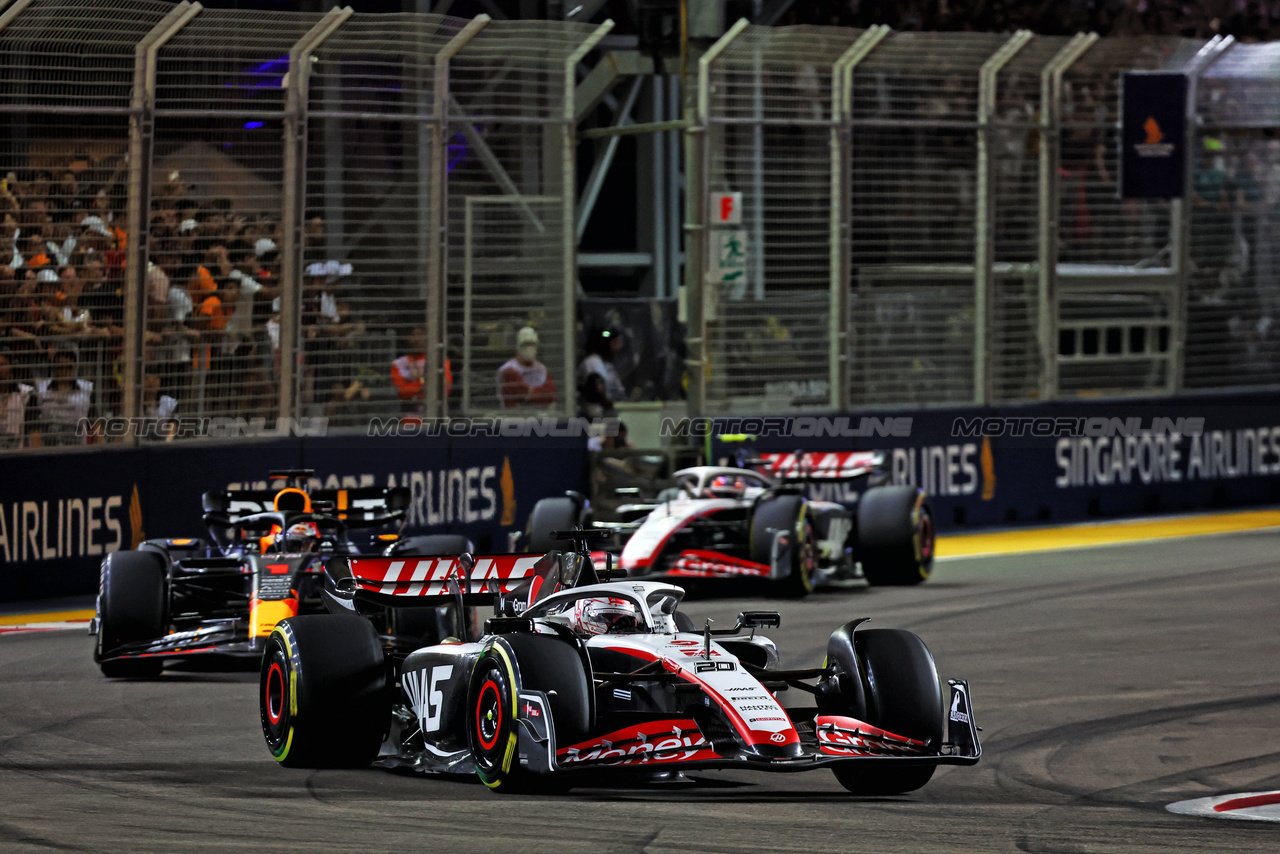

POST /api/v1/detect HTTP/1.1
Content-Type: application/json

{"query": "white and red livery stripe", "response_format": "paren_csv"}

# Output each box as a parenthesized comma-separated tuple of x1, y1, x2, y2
(756, 451, 879, 480)
(668, 549, 771, 578)
(349, 554, 544, 597)
(1168, 791, 1280, 822)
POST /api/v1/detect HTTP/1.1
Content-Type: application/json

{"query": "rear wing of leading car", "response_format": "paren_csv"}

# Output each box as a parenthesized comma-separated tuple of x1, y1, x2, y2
(326, 552, 559, 608)
(749, 451, 884, 482)
(202, 486, 410, 528)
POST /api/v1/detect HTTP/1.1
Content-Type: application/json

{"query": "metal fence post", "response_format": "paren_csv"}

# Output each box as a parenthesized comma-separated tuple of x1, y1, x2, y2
(687, 17, 748, 419)
(565, 20, 615, 419)
(1036, 32, 1097, 401)
(831, 24, 890, 412)
(279, 6, 353, 422)
(124, 1, 202, 432)
(0, 0, 34, 30)
(429, 15, 489, 420)
(1173, 35, 1234, 394)
(974, 30, 1033, 406)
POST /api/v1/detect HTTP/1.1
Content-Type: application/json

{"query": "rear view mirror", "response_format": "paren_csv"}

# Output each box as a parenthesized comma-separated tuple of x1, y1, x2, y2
(738, 611, 781, 629)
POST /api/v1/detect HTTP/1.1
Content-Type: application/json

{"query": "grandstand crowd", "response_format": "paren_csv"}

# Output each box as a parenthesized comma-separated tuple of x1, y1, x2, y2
(0, 160, 626, 448)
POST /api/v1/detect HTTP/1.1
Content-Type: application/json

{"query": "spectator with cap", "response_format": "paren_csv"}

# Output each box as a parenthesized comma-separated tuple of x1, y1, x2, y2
(497, 325, 557, 409)
(577, 327, 627, 408)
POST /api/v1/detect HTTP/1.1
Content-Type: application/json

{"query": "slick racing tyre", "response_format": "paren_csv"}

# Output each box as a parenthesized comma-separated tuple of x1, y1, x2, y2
(525, 497, 582, 554)
(468, 635, 590, 793)
(261, 615, 390, 768)
(831, 628, 944, 796)
(468, 642, 525, 791)
(95, 550, 168, 678)
(857, 486, 934, 586)
(750, 494, 816, 598)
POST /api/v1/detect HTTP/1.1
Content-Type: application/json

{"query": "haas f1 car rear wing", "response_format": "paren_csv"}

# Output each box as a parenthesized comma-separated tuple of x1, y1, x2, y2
(750, 450, 887, 482)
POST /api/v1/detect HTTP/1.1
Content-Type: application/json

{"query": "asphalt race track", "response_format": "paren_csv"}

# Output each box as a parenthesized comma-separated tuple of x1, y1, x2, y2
(3, 530, 1279, 853)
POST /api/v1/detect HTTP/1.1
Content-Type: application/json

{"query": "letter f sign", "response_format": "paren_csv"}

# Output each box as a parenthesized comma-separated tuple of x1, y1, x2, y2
(715, 192, 742, 225)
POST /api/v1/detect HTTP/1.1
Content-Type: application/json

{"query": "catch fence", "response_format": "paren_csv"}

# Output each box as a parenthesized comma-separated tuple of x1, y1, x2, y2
(689, 24, 1280, 414)
(0, 0, 602, 450)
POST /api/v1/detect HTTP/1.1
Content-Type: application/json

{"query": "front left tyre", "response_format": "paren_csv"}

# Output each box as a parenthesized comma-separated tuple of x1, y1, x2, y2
(95, 550, 169, 678)
(261, 615, 390, 768)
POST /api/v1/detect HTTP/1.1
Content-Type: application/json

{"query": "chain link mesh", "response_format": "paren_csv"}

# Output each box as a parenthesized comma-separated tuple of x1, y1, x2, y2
(446, 20, 589, 417)
(846, 31, 1008, 407)
(703, 25, 861, 413)
(0, 0, 168, 447)
(3, 3, 1280, 452)
(1185, 41, 1280, 391)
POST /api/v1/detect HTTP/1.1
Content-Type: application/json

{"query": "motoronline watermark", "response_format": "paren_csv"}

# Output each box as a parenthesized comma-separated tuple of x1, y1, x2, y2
(366, 416, 623, 439)
(78, 416, 329, 440)
(952, 416, 1205, 439)
(659, 416, 913, 439)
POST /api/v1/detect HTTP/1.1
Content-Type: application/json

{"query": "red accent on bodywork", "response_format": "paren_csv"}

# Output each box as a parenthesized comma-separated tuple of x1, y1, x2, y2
(556, 718, 719, 766)
(813, 714, 931, 756)
(755, 451, 880, 480)
(266, 563, 289, 575)
(600, 644, 799, 749)
(668, 549, 771, 578)
(621, 505, 736, 571)
(1214, 792, 1280, 812)
(347, 554, 542, 597)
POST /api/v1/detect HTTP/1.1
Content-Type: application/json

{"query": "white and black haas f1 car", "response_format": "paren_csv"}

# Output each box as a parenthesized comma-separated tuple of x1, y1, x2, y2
(260, 532, 979, 795)
(536, 452, 933, 596)
(91, 469, 466, 678)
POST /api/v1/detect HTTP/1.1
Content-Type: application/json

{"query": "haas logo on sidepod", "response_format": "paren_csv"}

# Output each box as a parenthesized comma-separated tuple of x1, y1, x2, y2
(403, 665, 454, 733)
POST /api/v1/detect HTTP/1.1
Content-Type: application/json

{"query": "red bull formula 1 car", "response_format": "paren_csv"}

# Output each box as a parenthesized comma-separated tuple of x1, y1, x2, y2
(259, 532, 980, 794)
(91, 469, 469, 677)
(530, 449, 934, 596)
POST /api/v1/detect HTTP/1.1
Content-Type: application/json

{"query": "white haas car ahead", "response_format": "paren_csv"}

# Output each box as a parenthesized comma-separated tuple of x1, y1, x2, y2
(260, 533, 980, 794)
(530, 451, 934, 596)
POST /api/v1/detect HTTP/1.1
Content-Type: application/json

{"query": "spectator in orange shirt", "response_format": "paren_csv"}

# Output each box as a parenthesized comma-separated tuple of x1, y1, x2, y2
(497, 326, 556, 408)
(392, 326, 452, 409)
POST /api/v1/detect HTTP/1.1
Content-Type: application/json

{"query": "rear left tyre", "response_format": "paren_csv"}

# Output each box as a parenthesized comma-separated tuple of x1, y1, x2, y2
(857, 486, 934, 586)
(260, 615, 390, 768)
(750, 494, 815, 597)
(95, 551, 169, 678)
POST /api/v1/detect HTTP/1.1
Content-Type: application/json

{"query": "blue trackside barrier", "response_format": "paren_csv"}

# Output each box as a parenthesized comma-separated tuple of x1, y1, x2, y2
(0, 432, 589, 603)
(706, 391, 1280, 532)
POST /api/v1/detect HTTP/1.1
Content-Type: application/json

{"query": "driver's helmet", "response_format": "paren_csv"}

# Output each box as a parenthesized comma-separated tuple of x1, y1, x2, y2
(275, 520, 320, 553)
(706, 474, 747, 498)
(568, 596, 640, 636)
